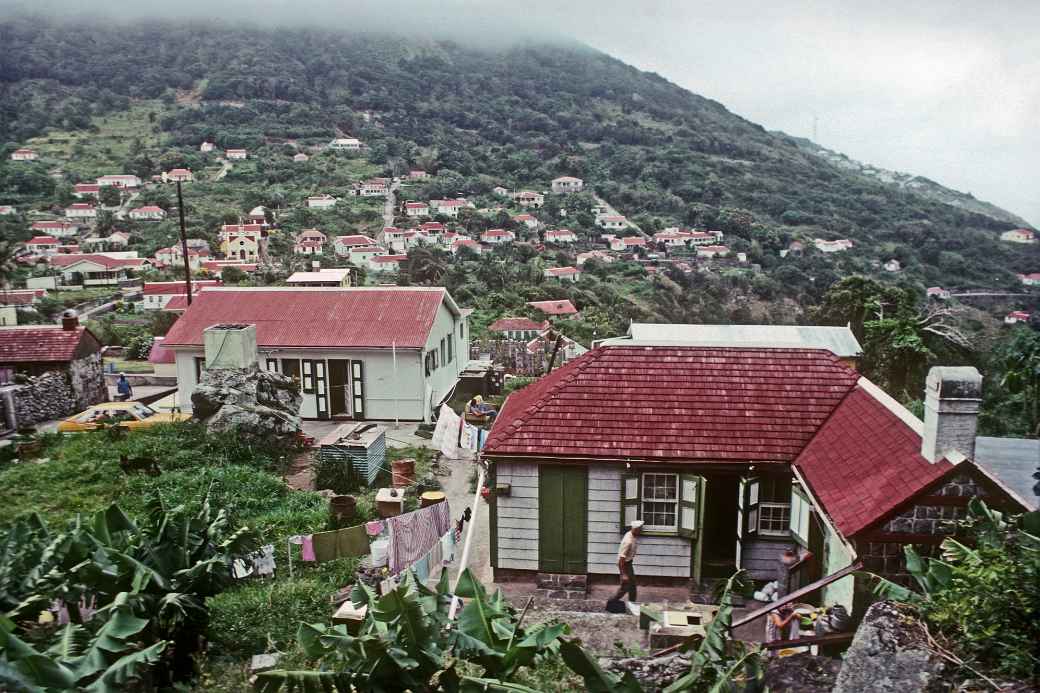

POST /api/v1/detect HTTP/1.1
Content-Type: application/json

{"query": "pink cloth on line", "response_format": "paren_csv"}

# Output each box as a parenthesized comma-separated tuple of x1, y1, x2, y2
(301, 535, 316, 562)
(387, 501, 451, 574)
(366, 520, 385, 537)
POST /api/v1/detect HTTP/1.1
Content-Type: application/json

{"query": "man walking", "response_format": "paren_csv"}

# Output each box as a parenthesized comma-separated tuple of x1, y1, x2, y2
(609, 520, 643, 608)
(115, 373, 133, 402)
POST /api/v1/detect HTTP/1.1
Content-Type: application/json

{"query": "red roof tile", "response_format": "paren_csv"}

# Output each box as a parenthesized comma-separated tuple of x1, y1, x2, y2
(794, 386, 952, 537)
(163, 288, 454, 349)
(0, 326, 97, 363)
(489, 317, 548, 332)
(484, 346, 860, 462)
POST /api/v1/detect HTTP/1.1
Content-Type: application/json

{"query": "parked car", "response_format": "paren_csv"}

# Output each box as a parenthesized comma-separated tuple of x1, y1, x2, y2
(57, 402, 189, 432)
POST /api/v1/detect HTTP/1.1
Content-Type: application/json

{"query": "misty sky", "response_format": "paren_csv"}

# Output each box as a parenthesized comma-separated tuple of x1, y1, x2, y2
(553, 1, 1039, 227)
(9, 0, 1039, 226)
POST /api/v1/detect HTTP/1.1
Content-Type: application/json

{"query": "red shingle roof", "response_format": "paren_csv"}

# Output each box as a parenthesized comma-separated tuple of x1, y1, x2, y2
(484, 346, 860, 462)
(163, 288, 453, 349)
(0, 326, 97, 363)
(489, 317, 548, 332)
(794, 385, 952, 537)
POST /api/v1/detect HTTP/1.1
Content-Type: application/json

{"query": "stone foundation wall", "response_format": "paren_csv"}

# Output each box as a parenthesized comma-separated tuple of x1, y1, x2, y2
(13, 370, 76, 426)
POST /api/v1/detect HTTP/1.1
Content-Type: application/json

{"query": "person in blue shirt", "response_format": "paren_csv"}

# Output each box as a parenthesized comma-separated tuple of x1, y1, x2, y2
(116, 373, 133, 401)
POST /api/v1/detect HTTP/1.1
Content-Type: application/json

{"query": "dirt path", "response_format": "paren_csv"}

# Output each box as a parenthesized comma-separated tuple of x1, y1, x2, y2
(441, 450, 493, 586)
(284, 449, 316, 491)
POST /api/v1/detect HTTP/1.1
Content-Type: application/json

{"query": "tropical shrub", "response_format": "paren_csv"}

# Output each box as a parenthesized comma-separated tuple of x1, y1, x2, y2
(867, 499, 1040, 679)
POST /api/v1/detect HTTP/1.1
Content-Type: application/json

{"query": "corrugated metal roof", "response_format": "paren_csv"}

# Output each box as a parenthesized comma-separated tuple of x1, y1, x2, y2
(974, 436, 1040, 510)
(608, 323, 863, 358)
(163, 287, 454, 349)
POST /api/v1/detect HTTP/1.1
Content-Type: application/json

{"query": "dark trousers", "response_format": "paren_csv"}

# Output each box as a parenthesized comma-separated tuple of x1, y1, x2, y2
(612, 560, 637, 602)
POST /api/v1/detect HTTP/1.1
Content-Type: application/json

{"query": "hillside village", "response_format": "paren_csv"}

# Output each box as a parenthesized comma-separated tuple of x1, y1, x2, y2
(0, 17, 1038, 693)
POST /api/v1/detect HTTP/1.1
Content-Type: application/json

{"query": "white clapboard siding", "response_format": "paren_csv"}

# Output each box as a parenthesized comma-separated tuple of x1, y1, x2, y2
(586, 464, 691, 577)
(496, 462, 539, 569)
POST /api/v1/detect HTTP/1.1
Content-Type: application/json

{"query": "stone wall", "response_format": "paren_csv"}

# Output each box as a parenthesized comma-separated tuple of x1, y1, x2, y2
(857, 473, 983, 586)
(69, 353, 107, 411)
(13, 370, 76, 426)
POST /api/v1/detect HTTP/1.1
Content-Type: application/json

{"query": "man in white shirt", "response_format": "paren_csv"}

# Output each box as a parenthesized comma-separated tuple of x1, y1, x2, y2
(611, 520, 643, 603)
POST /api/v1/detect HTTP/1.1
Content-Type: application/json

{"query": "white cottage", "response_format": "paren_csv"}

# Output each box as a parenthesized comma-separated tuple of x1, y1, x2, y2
(162, 287, 470, 421)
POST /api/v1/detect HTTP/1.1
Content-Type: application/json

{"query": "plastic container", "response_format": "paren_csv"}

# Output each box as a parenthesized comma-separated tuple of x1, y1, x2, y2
(370, 537, 389, 567)
(420, 491, 446, 508)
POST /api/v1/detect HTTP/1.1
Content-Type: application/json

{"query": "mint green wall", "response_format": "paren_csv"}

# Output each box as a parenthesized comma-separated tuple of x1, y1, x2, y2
(820, 525, 855, 611)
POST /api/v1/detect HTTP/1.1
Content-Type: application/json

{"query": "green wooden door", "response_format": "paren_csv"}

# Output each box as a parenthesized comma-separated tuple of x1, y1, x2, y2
(538, 466, 587, 573)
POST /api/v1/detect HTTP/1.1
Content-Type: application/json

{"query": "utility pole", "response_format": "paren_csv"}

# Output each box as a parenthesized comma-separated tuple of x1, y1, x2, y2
(813, 114, 819, 143)
(176, 180, 193, 305)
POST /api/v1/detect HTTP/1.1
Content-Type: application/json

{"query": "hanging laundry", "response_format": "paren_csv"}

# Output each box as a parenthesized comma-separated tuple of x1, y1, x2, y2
(459, 424, 479, 451)
(432, 404, 463, 459)
(253, 544, 276, 576)
(412, 554, 430, 582)
(365, 520, 385, 537)
(440, 530, 456, 566)
(428, 534, 443, 572)
(301, 535, 316, 562)
(387, 503, 449, 574)
(231, 557, 253, 579)
(312, 525, 370, 562)
(288, 535, 305, 545)
(477, 428, 488, 450)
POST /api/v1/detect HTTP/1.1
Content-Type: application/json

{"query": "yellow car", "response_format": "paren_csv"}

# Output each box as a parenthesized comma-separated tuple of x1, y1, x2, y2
(57, 402, 190, 433)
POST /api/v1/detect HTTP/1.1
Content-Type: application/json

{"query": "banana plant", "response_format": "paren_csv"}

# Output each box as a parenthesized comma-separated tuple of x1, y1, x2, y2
(255, 568, 571, 692)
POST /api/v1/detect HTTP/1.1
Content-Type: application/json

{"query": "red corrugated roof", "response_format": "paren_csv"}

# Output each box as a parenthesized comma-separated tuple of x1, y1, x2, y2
(163, 288, 451, 349)
(148, 338, 176, 364)
(484, 346, 860, 462)
(28, 236, 58, 244)
(0, 326, 95, 363)
(143, 281, 219, 295)
(489, 317, 548, 332)
(49, 254, 145, 269)
(795, 386, 953, 537)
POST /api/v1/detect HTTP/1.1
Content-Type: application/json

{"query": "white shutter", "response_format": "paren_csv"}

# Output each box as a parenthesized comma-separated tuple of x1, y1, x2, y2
(678, 474, 703, 538)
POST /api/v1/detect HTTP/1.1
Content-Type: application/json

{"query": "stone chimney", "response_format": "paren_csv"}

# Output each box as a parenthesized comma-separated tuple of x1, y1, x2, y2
(921, 366, 982, 463)
(61, 309, 79, 331)
(203, 323, 258, 370)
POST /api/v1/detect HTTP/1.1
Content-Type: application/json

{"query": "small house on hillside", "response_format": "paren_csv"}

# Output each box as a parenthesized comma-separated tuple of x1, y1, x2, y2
(142, 280, 220, 310)
(368, 254, 407, 273)
(328, 138, 362, 151)
(1018, 274, 1040, 287)
(162, 287, 469, 421)
(0, 315, 106, 415)
(551, 176, 583, 194)
(293, 152, 310, 162)
(73, 183, 100, 198)
(25, 236, 60, 254)
(514, 191, 544, 208)
(48, 254, 148, 286)
(404, 202, 429, 217)
(96, 174, 141, 189)
(513, 213, 538, 229)
(544, 229, 577, 244)
(226, 149, 248, 160)
(813, 238, 854, 253)
(1004, 311, 1031, 325)
(31, 221, 78, 237)
(481, 229, 515, 245)
(527, 299, 579, 319)
(162, 168, 194, 183)
(1000, 228, 1036, 244)
(65, 203, 97, 220)
(544, 266, 581, 283)
(307, 194, 337, 210)
(596, 215, 627, 230)
(286, 269, 352, 288)
(926, 286, 952, 299)
(488, 317, 549, 341)
(129, 205, 166, 221)
(334, 235, 378, 257)
(200, 142, 215, 153)
(11, 148, 37, 161)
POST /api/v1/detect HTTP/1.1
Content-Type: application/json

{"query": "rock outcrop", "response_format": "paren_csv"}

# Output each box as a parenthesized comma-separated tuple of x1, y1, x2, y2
(191, 365, 302, 443)
(833, 601, 945, 693)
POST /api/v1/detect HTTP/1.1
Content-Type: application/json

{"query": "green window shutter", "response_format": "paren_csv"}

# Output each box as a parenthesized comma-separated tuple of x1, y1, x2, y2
(678, 474, 703, 538)
(351, 360, 365, 420)
(621, 471, 640, 533)
(790, 485, 811, 544)
(744, 476, 760, 537)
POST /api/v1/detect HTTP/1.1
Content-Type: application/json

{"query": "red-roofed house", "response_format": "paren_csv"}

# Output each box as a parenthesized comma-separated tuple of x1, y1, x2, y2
(96, 174, 141, 189)
(0, 206, 14, 216)
(73, 183, 101, 198)
(544, 229, 577, 244)
(154, 244, 210, 271)
(200, 261, 258, 278)
(367, 254, 408, 273)
(1017, 273, 1040, 287)
(526, 299, 579, 319)
(429, 199, 470, 218)
(999, 228, 1036, 244)
(404, 201, 429, 218)
(226, 149, 248, 160)
(488, 317, 549, 340)
(513, 191, 544, 208)
(11, 148, 37, 161)
(25, 236, 60, 254)
(484, 345, 1028, 612)
(480, 229, 515, 245)
(512, 213, 538, 229)
(65, 203, 97, 220)
(129, 205, 167, 221)
(148, 337, 178, 377)
(162, 287, 469, 421)
(31, 220, 78, 238)
(357, 178, 390, 197)
(544, 266, 581, 282)
(48, 254, 149, 286)
(334, 235, 378, 256)
(1004, 311, 1031, 324)
(607, 236, 645, 251)
(142, 280, 220, 310)
(162, 168, 194, 183)
(696, 245, 730, 259)
(451, 238, 482, 256)
(0, 315, 106, 418)
(596, 214, 627, 230)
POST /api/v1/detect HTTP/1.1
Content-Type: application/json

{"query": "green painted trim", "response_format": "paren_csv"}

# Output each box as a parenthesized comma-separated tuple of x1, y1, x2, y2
(488, 462, 498, 569)
(692, 476, 706, 585)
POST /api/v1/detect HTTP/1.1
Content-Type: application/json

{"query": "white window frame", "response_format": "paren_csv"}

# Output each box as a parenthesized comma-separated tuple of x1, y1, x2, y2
(641, 472, 679, 532)
(758, 501, 791, 536)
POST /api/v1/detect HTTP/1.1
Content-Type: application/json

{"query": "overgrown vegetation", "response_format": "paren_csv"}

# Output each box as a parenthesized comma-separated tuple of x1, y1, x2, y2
(867, 499, 1040, 681)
